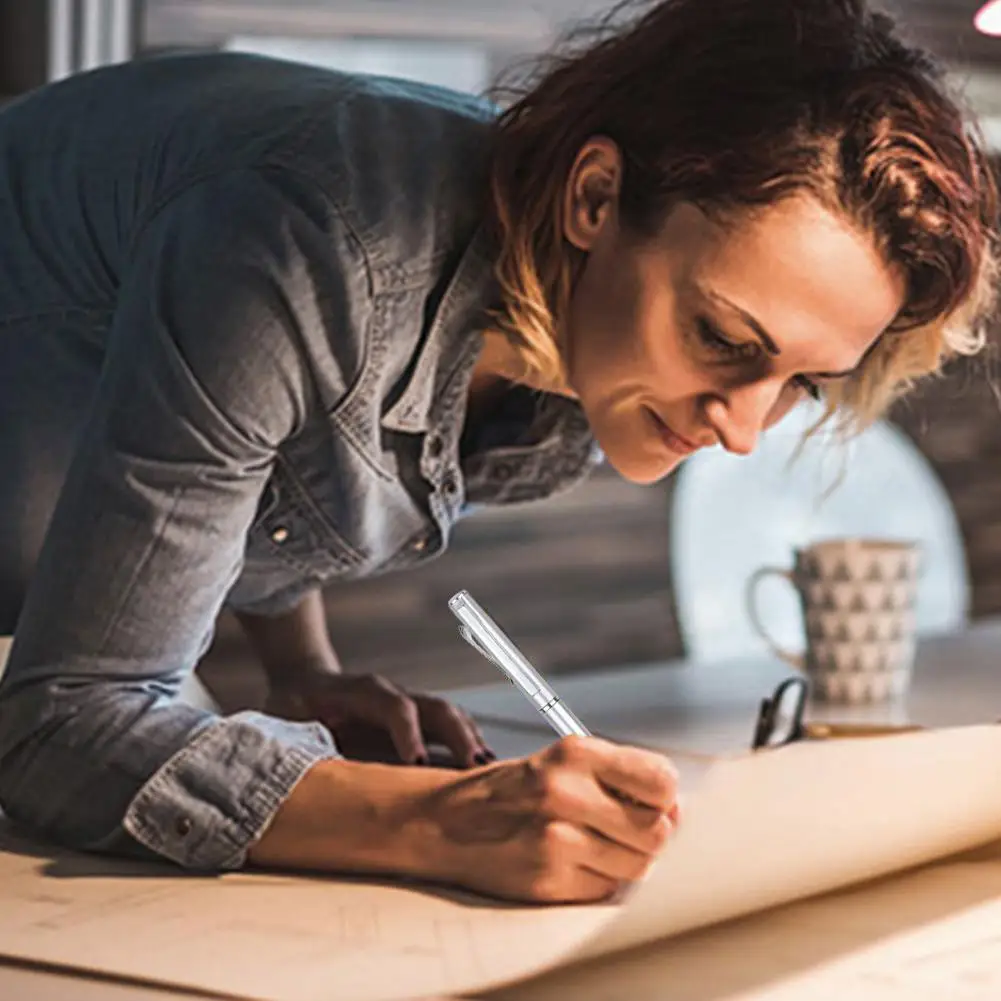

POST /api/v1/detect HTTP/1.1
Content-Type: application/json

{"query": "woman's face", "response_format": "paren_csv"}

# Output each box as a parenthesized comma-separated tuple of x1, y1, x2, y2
(562, 139, 906, 485)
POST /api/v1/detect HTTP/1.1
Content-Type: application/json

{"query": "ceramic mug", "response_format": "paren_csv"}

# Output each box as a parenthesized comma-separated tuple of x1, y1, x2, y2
(746, 538, 921, 703)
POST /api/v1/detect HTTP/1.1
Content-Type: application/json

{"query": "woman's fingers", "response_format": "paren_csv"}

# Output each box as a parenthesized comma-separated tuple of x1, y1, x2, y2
(346, 676, 428, 764)
(414, 696, 496, 767)
(525, 752, 673, 856)
(569, 736, 679, 813)
(413, 696, 480, 766)
(301, 673, 500, 767)
(416, 736, 683, 903)
(458, 706, 496, 762)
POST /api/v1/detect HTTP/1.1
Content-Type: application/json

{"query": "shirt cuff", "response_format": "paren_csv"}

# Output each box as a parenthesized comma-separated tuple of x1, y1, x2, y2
(122, 711, 339, 869)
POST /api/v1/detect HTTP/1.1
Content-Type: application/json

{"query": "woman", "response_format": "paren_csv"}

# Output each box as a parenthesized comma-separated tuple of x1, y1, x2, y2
(0, 0, 996, 904)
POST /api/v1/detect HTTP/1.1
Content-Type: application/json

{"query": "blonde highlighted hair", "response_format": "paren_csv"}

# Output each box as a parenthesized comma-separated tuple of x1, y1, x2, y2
(485, 0, 1000, 432)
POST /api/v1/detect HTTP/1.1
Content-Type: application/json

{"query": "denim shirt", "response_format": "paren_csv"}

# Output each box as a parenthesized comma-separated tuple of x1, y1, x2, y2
(0, 52, 599, 868)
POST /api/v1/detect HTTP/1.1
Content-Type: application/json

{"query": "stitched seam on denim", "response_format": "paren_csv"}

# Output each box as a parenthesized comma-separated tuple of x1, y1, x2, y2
(159, 160, 410, 488)
(260, 480, 357, 576)
(127, 164, 261, 257)
(93, 484, 183, 656)
(326, 409, 394, 483)
(125, 168, 333, 448)
(377, 529, 437, 573)
(261, 543, 310, 577)
(253, 160, 377, 414)
(126, 165, 443, 496)
(274, 453, 364, 565)
(335, 291, 386, 416)
(125, 722, 334, 867)
(128, 160, 374, 324)
(263, 151, 421, 284)
(217, 743, 337, 868)
(149, 299, 293, 448)
(239, 743, 321, 840)
(327, 296, 394, 483)
(252, 155, 404, 360)
(127, 163, 388, 478)
(282, 490, 358, 570)
(404, 229, 488, 433)
(249, 159, 419, 489)
(253, 158, 374, 288)
(0, 306, 114, 330)
(260, 109, 328, 165)
(248, 164, 370, 430)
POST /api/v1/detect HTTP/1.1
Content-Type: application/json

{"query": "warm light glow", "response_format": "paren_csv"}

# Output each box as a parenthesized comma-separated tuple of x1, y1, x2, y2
(975, 0, 1001, 36)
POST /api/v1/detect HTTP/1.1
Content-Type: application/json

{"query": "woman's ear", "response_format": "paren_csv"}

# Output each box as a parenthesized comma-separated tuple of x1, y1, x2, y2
(562, 136, 623, 252)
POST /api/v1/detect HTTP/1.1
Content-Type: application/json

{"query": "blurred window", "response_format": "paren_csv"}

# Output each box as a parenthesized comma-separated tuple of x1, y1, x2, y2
(223, 34, 490, 93)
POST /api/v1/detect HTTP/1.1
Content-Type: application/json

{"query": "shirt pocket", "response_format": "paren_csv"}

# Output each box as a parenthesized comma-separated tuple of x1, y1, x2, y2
(244, 465, 363, 578)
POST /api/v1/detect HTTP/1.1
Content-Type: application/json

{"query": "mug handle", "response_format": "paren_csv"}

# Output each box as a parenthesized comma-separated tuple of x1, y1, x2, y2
(745, 567, 806, 671)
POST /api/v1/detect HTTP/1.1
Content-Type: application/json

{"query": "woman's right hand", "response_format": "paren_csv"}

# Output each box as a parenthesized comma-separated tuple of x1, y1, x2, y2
(415, 735, 680, 903)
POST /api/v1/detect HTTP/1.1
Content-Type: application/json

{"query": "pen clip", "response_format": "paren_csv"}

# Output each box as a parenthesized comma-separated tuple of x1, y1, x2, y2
(458, 626, 505, 672)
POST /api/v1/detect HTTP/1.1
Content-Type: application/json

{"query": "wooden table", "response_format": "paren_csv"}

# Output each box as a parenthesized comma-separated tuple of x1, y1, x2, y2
(3, 620, 1001, 1000)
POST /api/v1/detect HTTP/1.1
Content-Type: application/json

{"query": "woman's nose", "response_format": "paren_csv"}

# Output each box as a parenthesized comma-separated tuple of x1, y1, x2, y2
(704, 382, 785, 456)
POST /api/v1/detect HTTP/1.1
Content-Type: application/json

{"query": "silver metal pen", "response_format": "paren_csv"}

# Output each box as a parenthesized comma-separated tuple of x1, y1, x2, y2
(449, 589, 590, 738)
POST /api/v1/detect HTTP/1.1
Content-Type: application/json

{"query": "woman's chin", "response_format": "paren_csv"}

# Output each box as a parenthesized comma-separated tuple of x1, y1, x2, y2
(601, 444, 687, 485)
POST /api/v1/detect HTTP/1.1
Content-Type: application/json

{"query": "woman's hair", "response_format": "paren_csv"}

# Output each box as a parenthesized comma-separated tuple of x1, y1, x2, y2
(485, 0, 1000, 432)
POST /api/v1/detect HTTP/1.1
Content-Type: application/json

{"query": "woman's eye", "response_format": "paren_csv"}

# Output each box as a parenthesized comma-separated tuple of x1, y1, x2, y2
(794, 375, 822, 401)
(695, 318, 757, 360)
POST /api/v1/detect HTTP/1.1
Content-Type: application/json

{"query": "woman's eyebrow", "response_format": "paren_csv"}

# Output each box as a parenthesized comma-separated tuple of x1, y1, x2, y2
(699, 286, 780, 356)
(698, 284, 860, 379)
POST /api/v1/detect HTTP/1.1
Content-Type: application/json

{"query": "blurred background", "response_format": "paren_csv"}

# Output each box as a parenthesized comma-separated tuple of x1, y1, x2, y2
(2, 1, 1001, 709)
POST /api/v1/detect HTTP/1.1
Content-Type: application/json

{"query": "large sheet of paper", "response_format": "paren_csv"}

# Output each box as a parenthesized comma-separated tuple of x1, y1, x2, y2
(486, 841, 1001, 1001)
(1, 725, 1001, 1001)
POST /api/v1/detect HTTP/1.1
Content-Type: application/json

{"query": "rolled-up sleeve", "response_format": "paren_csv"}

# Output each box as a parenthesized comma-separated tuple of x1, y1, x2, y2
(0, 167, 358, 868)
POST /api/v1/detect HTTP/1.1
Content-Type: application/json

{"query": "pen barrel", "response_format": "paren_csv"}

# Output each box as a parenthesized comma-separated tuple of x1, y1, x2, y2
(538, 698, 591, 738)
(449, 589, 591, 740)
(450, 591, 542, 693)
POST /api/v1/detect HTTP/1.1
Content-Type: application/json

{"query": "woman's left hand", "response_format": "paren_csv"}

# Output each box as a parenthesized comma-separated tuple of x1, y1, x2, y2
(263, 659, 495, 768)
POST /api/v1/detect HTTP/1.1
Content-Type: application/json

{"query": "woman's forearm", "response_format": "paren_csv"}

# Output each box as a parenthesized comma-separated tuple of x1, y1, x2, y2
(247, 758, 451, 879)
(235, 590, 340, 681)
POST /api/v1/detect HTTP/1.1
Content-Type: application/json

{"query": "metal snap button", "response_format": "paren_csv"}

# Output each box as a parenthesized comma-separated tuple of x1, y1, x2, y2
(175, 816, 193, 837)
(270, 526, 289, 544)
(412, 537, 428, 552)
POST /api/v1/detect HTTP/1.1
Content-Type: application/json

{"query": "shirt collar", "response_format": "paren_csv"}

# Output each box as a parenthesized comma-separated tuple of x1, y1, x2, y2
(380, 226, 495, 434)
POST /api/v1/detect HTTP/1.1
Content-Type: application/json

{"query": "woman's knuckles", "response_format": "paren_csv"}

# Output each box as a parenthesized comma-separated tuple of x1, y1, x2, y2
(533, 771, 590, 819)
(379, 692, 419, 723)
(539, 734, 591, 768)
(417, 694, 456, 717)
(650, 812, 675, 849)
(536, 819, 584, 862)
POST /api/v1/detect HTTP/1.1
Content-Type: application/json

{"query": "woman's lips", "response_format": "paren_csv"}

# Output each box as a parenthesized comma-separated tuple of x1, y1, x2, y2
(646, 408, 699, 455)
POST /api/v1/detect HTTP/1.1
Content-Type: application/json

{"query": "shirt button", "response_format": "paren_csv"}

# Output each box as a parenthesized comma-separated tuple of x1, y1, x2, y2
(426, 435, 444, 459)
(270, 526, 289, 544)
(175, 816, 193, 837)
(442, 473, 459, 497)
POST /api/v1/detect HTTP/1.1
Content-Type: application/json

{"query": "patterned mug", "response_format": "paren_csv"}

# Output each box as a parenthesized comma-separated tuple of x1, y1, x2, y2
(746, 538, 921, 704)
